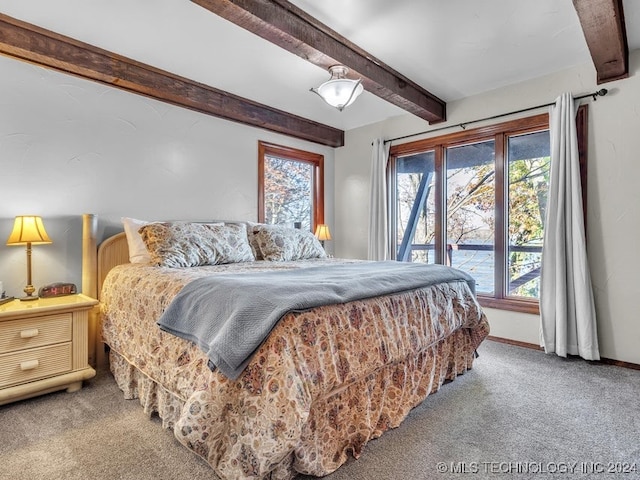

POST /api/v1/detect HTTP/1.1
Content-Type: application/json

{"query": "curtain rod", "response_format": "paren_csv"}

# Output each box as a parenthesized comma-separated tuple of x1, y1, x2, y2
(383, 88, 609, 145)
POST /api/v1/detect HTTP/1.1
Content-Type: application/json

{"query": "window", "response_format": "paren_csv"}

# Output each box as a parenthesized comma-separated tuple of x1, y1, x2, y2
(389, 109, 587, 313)
(258, 141, 324, 232)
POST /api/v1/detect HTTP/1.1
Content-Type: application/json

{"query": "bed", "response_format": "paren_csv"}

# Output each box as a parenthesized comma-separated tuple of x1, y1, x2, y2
(84, 215, 490, 480)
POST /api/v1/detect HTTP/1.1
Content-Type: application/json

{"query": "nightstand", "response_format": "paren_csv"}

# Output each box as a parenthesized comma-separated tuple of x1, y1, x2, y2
(0, 294, 98, 405)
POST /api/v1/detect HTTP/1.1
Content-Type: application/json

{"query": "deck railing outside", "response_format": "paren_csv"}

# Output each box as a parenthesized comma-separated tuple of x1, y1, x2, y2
(403, 243, 542, 294)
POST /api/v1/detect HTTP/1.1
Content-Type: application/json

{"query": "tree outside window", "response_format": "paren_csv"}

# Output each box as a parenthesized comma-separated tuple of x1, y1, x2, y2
(258, 141, 324, 232)
(389, 110, 587, 314)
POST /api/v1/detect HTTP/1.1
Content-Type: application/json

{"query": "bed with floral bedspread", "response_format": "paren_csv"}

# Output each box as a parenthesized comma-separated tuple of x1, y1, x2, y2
(101, 256, 489, 480)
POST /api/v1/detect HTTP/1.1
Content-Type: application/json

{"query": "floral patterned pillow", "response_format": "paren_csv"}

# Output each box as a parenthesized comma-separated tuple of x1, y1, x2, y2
(139, 222, 255, 267)
(252, 224, 327, 261)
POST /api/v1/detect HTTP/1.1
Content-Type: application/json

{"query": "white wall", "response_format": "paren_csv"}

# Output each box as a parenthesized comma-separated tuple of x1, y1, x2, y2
(335, 50, 640, 365)
(2, 46, 639, 366)
(0, 56, 335, 297)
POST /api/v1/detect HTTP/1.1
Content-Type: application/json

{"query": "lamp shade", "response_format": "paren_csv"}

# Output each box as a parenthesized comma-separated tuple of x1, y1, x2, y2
(7, 216, 52, 245)
(314, 224, 332, 241)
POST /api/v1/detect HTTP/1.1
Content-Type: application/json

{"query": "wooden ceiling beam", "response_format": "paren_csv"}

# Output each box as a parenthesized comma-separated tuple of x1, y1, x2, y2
(573, 0, 628, 84)
(0, 13, 344, 147)
(192, 0, 447, 123)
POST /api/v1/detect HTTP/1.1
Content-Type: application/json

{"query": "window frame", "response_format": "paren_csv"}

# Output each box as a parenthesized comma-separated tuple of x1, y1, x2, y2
(388, 107, 588, 314)
(258, 141, 325, 232)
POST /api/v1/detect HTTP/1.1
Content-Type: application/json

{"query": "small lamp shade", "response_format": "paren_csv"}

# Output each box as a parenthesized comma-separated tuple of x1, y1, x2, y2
(314, 224, 332, 242)
(7, 216, 52, 245)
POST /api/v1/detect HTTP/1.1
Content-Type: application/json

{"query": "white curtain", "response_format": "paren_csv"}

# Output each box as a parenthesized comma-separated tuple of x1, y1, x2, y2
(540, 92, 599, 360)
(368, 139, 391, 260)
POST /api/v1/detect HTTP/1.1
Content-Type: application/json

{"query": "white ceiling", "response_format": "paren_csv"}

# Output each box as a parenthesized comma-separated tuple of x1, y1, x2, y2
(1, 0, 638, 132)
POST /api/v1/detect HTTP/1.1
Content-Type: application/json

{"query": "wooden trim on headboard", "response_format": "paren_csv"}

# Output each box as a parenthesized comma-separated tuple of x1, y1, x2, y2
(82, 214, 131, 368)
(97, 232, 130, 299)
(82, 213, 99, 367)
(82, 214, 98, 299)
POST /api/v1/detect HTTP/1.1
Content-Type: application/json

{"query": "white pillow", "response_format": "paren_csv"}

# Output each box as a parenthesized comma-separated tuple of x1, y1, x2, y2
(121, 217, 153, 264)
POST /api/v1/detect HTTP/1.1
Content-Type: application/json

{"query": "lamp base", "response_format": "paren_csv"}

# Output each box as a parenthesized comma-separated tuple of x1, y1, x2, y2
(19, 295, 39, 302)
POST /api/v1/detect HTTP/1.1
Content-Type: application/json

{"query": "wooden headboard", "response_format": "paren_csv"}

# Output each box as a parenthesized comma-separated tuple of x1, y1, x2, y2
(83, 215, 246, 298)
(81, 214, 245, 366)
(81, 214, 131, 302)
(82, 214, 130, 367)
(97, 232, 129, 300)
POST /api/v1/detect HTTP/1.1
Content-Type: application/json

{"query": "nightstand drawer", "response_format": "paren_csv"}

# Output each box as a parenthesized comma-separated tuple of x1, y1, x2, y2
(0, 343, 72, 388)
(0, 313, 72, 354)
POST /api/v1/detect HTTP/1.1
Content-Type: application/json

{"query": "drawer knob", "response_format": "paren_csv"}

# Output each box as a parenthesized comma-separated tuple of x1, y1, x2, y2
(20, 328, 40, 339)
(20, 359, 40, 371)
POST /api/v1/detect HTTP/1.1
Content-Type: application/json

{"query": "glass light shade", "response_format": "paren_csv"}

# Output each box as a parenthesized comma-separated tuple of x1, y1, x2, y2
(311, 65, 364, 111)
(7, 216, 52, 245)
(314, 224, 332, 241)
(316, 79, 364, 109)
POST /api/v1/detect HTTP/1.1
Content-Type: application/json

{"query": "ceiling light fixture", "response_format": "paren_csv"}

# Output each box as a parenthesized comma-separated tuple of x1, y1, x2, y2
(310, 65, 364, 111)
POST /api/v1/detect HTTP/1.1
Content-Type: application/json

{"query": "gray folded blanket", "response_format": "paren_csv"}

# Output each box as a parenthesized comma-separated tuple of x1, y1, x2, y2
(157, 261, 475, 379)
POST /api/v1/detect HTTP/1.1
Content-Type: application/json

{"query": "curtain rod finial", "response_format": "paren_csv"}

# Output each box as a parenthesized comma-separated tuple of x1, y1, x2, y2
(593, 89, 608, 100)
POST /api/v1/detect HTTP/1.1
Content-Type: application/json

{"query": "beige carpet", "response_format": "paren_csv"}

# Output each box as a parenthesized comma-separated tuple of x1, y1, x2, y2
(1, 340, 638, 480)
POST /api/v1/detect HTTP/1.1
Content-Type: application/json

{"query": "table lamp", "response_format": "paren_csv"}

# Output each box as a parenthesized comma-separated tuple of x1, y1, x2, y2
(6, 215, 52, 301)
(314, 224, 332, 247)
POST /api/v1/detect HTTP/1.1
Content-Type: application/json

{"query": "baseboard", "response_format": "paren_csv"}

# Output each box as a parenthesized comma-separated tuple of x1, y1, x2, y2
(598, 357, 640, 371)
(487, 335, 543, 351)
(486, 335, 640, 371)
